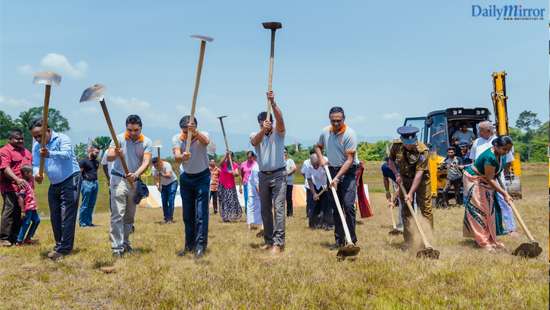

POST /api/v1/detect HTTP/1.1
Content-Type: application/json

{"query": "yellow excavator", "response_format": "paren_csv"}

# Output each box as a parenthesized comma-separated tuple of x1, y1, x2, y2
(402, 71, 522, 208)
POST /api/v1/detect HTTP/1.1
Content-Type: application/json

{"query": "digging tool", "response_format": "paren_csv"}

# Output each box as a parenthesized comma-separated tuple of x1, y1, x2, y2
(262, 21, 282, 121)
(217, 115, 242, 185)
(398, 183, 439, 259)
(32, 71, 62, 178)
(388, 181, 402, 235)
(152, 140, 162, 189)
(79, 84, 133, 187)
(322, 165, 360, 259)
(184, 35, 214, 157)
(508, 200, 542, 258)
(388, 201, 401, 236)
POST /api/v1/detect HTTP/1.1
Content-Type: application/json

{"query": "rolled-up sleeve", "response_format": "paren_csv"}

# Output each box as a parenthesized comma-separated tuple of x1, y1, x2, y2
(48, 135, 73, 160)
(32, 142, 40, 176)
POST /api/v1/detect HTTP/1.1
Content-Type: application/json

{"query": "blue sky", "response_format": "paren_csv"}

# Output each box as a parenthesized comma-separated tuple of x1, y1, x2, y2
(1, 1, 547, 156)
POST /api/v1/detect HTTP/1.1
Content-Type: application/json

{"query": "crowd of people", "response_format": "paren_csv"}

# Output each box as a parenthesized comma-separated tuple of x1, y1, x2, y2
(0, 92, 519, 260)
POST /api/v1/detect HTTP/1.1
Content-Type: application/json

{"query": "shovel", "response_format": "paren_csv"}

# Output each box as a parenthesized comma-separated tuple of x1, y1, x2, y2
(79, 84, 133, 187)
(323, 165, 360, 259)
(262, 21, 282, 121)
(508, 200, 542, 258)
(184, 35, 213, 157)
(152, 140, 162, 190)
(32, 71, 61, 178)
(388, 201, 402, 235)
(398, 183, 440, 259)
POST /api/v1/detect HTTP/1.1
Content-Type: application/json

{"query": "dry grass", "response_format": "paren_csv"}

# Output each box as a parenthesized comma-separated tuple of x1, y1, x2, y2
(0, 163, 547, 309)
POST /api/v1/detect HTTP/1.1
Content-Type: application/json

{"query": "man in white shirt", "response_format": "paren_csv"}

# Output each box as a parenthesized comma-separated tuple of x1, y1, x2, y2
(152, 157, 178, 224)
(303, 153, 333, 229)
(284, 148, 296, 217)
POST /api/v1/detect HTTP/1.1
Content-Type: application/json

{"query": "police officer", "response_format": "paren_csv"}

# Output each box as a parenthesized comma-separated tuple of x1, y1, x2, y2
(387, 126, 432, 247)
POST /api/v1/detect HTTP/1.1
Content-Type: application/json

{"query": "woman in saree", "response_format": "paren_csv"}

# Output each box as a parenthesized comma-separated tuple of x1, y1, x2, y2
(218, 151, 243, 222)
(463, 136, 514, 251)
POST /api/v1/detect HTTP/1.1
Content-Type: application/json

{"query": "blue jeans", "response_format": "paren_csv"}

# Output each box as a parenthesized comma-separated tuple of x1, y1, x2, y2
(179, 169, 210, 251)
(17, 210, 40, 242)
(161, 181, 178, 221)
(79, 179, 98, 226)
(243, 183, 249, 212)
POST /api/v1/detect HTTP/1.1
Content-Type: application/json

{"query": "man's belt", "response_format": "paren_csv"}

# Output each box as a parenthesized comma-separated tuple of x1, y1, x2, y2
(260, 166, 285, 175)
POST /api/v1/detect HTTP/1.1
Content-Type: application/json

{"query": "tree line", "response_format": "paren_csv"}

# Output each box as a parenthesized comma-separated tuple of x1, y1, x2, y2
(1, 108, 547, 163)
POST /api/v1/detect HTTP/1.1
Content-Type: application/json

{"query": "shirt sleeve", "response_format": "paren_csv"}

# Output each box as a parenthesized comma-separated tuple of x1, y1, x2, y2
(32, 142, 40, 176)
(416, 151, 429, 172)
(317, 131, 325, 148)
(143, 138, 153, 154)
(343, 131, 357, 153)
(0, 148, 10, 170)
(48, 134, 74, 160)
(172, 134, 181, 150)
(389, 143, 398, 161)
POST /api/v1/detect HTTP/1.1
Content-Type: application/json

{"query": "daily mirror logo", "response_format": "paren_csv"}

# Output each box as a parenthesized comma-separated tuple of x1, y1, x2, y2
(472, 4, 546, 21)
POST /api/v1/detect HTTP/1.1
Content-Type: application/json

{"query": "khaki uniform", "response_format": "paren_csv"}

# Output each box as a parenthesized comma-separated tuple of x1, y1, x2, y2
(389, 141, 432, 243)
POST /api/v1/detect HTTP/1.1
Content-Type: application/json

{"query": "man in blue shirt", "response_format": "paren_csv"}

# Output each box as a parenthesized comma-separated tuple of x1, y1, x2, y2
(30, 118, 81, 261)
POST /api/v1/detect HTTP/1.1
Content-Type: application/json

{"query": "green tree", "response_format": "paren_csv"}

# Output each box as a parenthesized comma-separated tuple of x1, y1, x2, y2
(15, 107, 70, 150)
(0, 111, 15, 139)
(74, 142, 88, 161)
(17, 107, 70, 132)
(514, 111, 542, 161)
(93, 136, 111, 150)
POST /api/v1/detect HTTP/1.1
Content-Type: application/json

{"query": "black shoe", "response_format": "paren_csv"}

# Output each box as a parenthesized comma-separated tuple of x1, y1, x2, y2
(194, 247, 206, 259)
(123, 245, 134, 254)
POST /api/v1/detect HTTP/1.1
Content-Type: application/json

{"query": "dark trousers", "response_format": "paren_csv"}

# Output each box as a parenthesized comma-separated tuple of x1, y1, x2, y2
(210, 191, 218, 213)
(306, 188, 313, 218)
(328, 166, 358, 246)
(161, 181, 178, 221)
(0, 192, 21, 243)
(286, 184, 294, 216)
(48, 173, 81, 254)
(308, 186, 330, 228)
(442, 178, 463, 205)
(180, 169, 210, 251)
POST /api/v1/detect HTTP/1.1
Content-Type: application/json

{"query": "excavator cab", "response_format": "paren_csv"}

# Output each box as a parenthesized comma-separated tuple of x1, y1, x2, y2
(401, 71, 522, 208)
(404, 108, 491, 207)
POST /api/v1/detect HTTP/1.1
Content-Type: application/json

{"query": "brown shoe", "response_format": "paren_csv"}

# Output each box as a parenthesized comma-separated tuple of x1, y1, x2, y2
(260, 244, 273, 250)
(0, 240, 13, 247)
(271, 245, 284, 254)
(47, 251, 64, 261)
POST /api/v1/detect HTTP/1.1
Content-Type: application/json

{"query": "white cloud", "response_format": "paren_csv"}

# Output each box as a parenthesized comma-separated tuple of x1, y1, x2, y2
(17, 64, 33, 75)
(348, 115, 367, 123)
(382, 112, 402, 120)
(40, 53, 88, 78)
(110, 96, 151, 111)
(0, 95, 31, 109)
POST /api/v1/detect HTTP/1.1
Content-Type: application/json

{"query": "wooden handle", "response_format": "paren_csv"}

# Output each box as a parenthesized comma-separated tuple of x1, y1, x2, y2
(266, 29, 276, 121)
(185, 40, 207, 154)
(38, 85, 51, 178)
(100, 100, 133, 187)
(323, 165, 353, 244)
(507, 200, 536, 242)
(399, 183, 432, 248)
(389, 203, 397, 229)
(157, 148, 161, 186)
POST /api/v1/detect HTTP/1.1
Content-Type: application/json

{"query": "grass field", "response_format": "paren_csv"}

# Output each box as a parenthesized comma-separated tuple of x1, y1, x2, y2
(0, 162, 548, 309)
